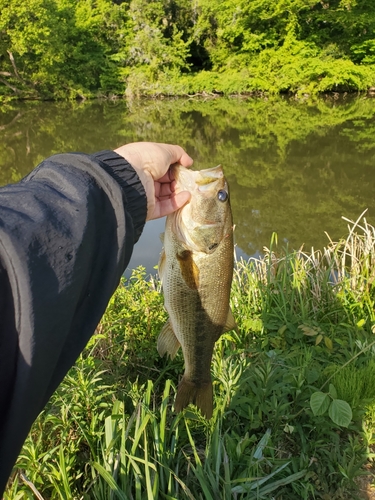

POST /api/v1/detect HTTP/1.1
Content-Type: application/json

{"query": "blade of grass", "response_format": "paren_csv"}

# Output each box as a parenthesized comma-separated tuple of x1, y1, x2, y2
(91, 462, 129, 500)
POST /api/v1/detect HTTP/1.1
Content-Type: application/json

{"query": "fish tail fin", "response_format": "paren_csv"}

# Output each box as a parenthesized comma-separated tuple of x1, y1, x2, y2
(174, 376, 213, 419)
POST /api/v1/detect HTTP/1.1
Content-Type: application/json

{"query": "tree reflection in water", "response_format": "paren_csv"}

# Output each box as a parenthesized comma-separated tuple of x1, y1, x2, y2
(1, 95, 375, 274)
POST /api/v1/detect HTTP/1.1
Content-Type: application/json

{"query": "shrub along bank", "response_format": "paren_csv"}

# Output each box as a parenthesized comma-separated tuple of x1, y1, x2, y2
(4, 215, 375, 499)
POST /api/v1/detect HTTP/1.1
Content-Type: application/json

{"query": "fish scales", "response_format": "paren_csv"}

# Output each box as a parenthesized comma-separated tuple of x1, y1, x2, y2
(157, 164, 236, 419)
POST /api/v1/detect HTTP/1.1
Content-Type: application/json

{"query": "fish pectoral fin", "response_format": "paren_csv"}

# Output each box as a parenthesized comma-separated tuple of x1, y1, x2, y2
(174, 376, 213, 419)
(223, 307, 237, 333)
(158, 248, 166, 281)
(157, 319, 180, 359)
(177, 250, 200, 290)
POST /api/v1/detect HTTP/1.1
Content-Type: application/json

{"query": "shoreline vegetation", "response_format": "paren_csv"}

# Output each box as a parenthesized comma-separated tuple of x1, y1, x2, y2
(2, 0, 375, 101)
(5, 214, 375, 499)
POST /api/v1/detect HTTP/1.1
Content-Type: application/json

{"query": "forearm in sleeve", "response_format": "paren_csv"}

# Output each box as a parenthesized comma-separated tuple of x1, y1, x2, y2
(0, 150, 147, 494)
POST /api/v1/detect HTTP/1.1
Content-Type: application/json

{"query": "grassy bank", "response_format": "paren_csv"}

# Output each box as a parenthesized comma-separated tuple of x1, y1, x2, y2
(5, 214, 375, 499)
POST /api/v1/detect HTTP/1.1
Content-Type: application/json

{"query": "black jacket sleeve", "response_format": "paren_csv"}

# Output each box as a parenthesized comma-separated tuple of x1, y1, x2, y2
(0, 150, 147, 494)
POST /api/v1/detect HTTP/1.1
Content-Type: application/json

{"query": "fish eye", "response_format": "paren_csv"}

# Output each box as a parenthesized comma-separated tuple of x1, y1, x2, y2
(217, 189, 228, 202)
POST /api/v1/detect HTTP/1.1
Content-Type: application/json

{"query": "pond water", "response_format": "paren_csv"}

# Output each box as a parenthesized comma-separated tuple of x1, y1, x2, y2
(1, 95, 375, 276)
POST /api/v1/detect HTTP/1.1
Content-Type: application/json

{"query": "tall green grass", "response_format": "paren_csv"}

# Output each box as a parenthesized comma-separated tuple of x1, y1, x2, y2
(5, 215, 375, 499)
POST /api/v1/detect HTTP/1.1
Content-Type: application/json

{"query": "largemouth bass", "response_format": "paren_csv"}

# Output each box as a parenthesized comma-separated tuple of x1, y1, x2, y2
(157, 164, 236, 419)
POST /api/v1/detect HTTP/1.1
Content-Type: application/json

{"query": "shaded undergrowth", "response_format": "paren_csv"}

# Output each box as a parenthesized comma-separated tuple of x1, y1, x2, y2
(5, 214, 375, 499)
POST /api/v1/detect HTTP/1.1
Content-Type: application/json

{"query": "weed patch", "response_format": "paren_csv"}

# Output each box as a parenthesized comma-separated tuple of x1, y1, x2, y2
(5, 215, 375, 499)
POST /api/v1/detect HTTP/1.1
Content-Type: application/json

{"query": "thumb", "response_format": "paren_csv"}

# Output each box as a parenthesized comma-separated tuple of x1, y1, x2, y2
(148, 190, 191, 220)
(173, 190, 191, 211)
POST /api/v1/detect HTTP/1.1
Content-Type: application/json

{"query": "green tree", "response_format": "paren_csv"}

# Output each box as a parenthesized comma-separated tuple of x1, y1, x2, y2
(1, 0, 375, 99)
(122, 0, 190, 96)
(0, 0, 128, 99)
(299, 0, 375, 63)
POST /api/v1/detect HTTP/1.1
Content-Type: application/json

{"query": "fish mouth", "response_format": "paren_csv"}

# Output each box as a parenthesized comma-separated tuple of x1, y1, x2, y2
(174, 164, 224, 193)
(195, 165, 223, 188)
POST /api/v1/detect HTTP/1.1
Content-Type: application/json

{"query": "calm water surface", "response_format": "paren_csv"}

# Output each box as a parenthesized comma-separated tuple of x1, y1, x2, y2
(1, 96, 375, 276)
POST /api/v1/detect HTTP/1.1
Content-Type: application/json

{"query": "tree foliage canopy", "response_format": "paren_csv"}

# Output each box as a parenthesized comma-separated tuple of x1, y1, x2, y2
(1, 0, 375, 99)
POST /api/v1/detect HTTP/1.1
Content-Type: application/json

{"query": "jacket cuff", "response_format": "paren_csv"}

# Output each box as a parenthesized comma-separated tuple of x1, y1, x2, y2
(91, 150, 148, 243)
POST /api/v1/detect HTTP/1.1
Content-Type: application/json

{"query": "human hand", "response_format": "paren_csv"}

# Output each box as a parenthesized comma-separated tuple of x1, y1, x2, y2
(114, 142, 193, 220)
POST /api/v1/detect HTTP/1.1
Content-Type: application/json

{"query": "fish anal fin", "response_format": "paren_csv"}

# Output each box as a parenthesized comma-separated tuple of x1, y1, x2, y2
(157, 319, 180, 359)
(223, 307, 237, 333)
(177, 250, 199, 290)
(174, 376, 213, 419)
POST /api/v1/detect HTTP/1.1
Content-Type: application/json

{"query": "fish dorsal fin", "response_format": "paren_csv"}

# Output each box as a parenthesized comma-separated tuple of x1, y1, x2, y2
(223, 307, 237, 333)
(177, 250, 199, 290)
(158, 248, 166, 281)
(160, 232, 165, 243)
(157, 319, 180, 359)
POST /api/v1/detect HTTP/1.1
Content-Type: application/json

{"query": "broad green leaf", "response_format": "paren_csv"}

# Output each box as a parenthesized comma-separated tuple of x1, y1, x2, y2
(310, 392, 330, 416)
(299, 325, 318, 336)
(306, 368, 320, 384)
(315, 333, 323, 345)
(324, 337, 333, 351)
(328, 400, 352, 427)
(329, 384, 337, 400)
(278, 325, 287, 335)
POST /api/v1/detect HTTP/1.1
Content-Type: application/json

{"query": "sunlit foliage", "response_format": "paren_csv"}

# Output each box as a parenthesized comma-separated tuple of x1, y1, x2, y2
(1, 0, 375, 99)
(6, 216, 375, 499)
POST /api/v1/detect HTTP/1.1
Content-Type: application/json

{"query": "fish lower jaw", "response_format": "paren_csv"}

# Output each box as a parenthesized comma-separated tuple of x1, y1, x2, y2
(197, 222, 222, 229)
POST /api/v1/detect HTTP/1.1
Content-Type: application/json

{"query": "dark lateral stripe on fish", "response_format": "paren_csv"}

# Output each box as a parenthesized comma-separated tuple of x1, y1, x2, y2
(177, 250, 200, 290)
